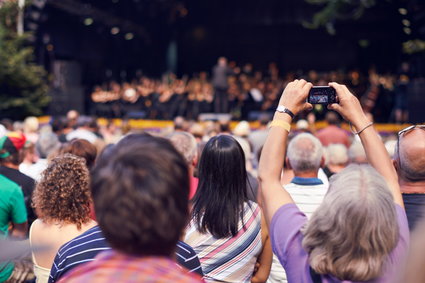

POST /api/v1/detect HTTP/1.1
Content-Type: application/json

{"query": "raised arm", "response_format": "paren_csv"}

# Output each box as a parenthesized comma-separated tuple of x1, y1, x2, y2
(328, 82, 403, 207)
(258, 79, 312, 225)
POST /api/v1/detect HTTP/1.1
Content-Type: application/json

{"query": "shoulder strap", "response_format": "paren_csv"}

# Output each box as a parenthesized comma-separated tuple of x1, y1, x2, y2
(309, 266, 322, 283)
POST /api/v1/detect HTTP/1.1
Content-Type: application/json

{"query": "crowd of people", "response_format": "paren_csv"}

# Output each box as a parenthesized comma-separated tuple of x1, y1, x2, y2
(0, 80, 424, 283)
(90, 59, 412, 123)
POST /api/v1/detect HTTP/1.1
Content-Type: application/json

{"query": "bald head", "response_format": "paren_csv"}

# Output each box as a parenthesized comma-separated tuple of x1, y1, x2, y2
(395, 128, 425, 182)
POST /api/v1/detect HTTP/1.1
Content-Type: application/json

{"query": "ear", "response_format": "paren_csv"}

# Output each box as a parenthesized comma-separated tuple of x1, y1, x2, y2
(285, 157, 292, 170)
(392, 159, 399, 173)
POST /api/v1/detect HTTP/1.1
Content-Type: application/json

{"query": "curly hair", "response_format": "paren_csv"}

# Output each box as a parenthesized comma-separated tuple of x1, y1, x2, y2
(32, 153, 92, 229)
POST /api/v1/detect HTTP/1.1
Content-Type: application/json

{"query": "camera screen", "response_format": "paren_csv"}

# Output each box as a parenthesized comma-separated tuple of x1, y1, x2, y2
(309, 94, 328, 104)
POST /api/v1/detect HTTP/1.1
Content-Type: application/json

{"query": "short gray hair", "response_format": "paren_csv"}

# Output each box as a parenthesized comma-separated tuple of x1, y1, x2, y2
(326, 144, 348, 165)
(168, 131, 197, 164)
(303, 164, 398, 281)
(287, 133, 323, 172)
(348, 141, 367, 164)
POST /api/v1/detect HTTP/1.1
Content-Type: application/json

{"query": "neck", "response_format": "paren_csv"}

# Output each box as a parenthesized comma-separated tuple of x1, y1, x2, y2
(2, 163, 19, 170)
(400, 178, 425, 194)
(293, 171, 318, 178)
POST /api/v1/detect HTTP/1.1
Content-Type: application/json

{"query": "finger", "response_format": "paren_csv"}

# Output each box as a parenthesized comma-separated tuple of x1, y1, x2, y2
(329, 82, 348, 99)
(298, 79, 307, 88)
(341, 85, 354, 96)
(302, 82, 313, 94)
(304, 103, 313, 111)
(293, 79, 300, 86)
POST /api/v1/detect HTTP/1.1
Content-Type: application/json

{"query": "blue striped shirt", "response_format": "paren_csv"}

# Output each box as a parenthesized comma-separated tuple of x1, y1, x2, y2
(48, 226, 203, 282)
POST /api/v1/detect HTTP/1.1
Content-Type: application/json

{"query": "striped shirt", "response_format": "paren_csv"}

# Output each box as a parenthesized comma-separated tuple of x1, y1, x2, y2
(185, 201, 262, 283)
(49, 225, 203, 283)
(58, 250, 204, 283)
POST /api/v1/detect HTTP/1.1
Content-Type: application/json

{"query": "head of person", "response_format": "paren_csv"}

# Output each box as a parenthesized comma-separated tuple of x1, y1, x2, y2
(326, 144, 348, 166)
(192, 135, 248, 238)
(23, 117, 39, 134)
(0, 133, 26, 166)
(32, 154, 92, 229)
(302, 164, 399, 281)
(393, 125, 425, 183)
(91, 134, 189, 257)
(325, 111, 341, 126)
(218, 57, 227, 66)
(36, 126, 60, 159)
(348, 141, 368, 164)
(62, 139, 97, 169)
(168, 131, 198, 167)
(286, 133, 324, 175)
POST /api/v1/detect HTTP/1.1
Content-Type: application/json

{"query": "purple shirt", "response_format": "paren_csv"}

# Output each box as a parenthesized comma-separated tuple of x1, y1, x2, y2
(270, 203, 409, 283)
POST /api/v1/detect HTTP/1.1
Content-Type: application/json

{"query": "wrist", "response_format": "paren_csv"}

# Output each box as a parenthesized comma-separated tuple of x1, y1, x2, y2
(351, 115, 370, 131)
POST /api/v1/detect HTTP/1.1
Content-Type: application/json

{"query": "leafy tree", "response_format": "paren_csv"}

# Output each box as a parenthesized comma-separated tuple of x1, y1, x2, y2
(0, 0, 50, 120)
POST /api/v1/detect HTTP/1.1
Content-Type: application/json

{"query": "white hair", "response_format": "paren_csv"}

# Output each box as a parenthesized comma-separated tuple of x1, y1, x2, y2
(287, 133, 323, 172)
(326, 144, 348, 165)
(348, 141, 367, 164)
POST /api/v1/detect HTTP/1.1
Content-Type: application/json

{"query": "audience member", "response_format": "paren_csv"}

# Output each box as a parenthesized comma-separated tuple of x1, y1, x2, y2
(316, 111, 351, 148)
(59, 135, 203, 282)
(0, 155, 28, 282)
(248, 115, 269, 158)
(168, 131, 199, 200)
(61, 139, 97, 169)
(30, 154, 97, 283)
(323, 143, 348, 178)
(393, 125, 425, 231)
(269, 132, 328, 283)
(0, 133, 36, 226)
(23, 117, 39, 144)
(186, 135, 272, 283)
(259, 80, 407, 282)
(348, 140, 368, 164)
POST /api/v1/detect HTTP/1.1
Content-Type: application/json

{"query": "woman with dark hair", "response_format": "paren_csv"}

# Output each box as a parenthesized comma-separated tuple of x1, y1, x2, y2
(259, 80, 407, 282)
(185, 135, 272, 283)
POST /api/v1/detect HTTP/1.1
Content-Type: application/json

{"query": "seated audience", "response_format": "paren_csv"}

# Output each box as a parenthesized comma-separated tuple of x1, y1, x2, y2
(393, 125, 425, 231)
(259, 80, 408, 282)
(30, 154, 97, 283)
(59, 135, 203, 282)
(185, 135, 272, 283)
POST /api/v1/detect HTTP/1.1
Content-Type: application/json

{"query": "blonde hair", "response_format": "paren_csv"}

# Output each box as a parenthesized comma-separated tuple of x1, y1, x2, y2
(302, 164, 399, 281)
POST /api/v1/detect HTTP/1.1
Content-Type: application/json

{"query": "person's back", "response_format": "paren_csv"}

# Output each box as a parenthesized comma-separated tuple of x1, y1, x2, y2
(185, 201, 262, 282)
(60, 134, 203, 283)
(186, 135, 271, 283)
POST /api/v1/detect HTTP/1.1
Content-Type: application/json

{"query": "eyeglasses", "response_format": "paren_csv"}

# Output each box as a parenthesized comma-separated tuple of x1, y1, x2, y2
(396, 125, 425, 161)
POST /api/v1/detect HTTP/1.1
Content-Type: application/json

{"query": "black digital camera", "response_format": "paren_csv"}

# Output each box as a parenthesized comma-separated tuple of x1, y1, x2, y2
(307, 86, 338, 104)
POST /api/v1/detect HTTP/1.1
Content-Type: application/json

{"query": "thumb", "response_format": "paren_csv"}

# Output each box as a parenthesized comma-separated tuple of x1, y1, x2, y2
(304, 103, 313, 111)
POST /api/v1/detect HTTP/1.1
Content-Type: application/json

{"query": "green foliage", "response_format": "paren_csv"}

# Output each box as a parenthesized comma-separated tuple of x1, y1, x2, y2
(303, 0, 381, 35)
(0, 1, 50, 120)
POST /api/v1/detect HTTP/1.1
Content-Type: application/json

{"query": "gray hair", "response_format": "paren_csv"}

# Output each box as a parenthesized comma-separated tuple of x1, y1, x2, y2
(168, 131, 197, 164)
(348, 141, 367, 164)
(36, 126, 60, 159)
(302, 164, 398, 281)
(326, 144, 348, 165)
(287, 133, 323, 172)
(394, 137, 425, 182)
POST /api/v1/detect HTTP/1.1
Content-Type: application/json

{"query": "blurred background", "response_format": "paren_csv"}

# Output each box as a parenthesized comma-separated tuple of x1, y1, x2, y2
(0, 0, 424, 123)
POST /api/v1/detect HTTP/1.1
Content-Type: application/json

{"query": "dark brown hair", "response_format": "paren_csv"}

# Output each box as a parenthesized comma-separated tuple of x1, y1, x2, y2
(63, 139, 97, 169)
(91, 134, 189, 256)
